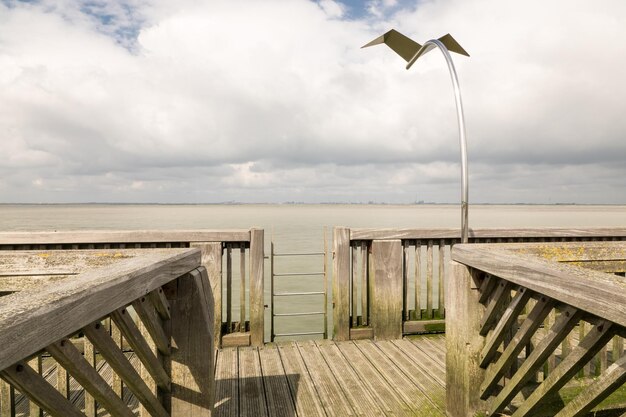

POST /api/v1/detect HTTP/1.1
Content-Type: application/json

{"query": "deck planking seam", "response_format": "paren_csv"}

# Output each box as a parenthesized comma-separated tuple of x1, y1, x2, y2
(314, 340, 385, 417)
(276, 342, 327, 417)
(373, 340, 446, 410)
(336, 341, 414, 416)
(295, 341, 355, 417)
(354, 340, 444, 416)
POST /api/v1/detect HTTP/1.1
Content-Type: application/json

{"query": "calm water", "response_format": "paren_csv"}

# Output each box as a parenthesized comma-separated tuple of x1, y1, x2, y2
(1, 204, 624, 340)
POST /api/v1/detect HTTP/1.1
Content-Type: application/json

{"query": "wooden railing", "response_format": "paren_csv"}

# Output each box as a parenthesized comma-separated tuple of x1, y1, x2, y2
(0, 229, 265, 347)
(448, 241, 626, 417)
(332, 227, 626, 341)
(0, 248, 211, 416)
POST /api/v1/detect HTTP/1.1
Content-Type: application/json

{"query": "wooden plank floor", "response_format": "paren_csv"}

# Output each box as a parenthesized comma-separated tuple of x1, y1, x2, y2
(214, 335, 447, 417)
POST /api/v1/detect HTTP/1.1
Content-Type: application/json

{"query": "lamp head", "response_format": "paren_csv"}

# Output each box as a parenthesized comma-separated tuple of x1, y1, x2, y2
(362, 29, 469, 66)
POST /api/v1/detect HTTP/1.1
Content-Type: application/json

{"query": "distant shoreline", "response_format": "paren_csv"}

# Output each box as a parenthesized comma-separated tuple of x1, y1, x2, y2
(0, 202, 625, 207)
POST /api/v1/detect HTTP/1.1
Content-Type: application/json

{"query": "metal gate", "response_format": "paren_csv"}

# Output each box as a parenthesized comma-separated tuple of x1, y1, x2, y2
(270, 231, 328, 341)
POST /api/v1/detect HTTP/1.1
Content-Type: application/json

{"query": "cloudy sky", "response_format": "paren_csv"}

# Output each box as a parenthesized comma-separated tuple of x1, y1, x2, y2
(1, 0, 625, 204)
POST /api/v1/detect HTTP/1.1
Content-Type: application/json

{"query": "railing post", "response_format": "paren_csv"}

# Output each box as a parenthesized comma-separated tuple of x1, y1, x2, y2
(370, 239, 403, 340)
(249, 228, 265, 347)
(446, 261, 486, 417)
(190, 242, 223, 348)
(167, 268, 214, 416)
(332, 227, 351, 341)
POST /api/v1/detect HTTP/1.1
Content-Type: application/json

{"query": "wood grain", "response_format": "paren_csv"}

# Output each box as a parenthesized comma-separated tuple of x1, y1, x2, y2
(0, 248, 199, 371)
(332, 227, 350, 341)
(370, 240, 403, 340)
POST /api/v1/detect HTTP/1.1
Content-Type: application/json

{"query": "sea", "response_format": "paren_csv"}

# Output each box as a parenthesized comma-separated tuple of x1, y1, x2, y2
(1, 204, 624, 340)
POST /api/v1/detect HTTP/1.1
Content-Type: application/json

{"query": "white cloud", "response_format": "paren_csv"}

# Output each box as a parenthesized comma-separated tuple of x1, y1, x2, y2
(0, 0, 625, 203)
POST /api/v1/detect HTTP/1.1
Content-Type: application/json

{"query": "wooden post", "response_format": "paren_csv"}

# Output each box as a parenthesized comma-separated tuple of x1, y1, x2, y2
(190, 242, 223, 349)
(370, 239, 403, 340)
(249, 228, 265, 347)
(332, 227, 351, 341)
(168, 268, 214, 416)
(446, 261, 487, 417)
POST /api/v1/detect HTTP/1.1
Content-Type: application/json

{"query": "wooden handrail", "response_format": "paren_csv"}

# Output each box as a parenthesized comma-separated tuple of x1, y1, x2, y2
(350, 227, 626, 241)
(0, 248, 200, 372)
(447, 241, 626, 417)
(0, 248, 215, 416)
(0, 228, 266, 348)
(0, 229, 251, 245)
(452, 242, 626, 329)
(333, 226, 626, 342)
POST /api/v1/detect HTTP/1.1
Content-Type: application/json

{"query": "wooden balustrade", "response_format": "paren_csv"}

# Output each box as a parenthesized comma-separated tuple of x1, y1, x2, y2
(448, 241, 626, 417)
(0, 229, 265, 348)
(333, 227, 626, 341)
(0, 248, 213, 416)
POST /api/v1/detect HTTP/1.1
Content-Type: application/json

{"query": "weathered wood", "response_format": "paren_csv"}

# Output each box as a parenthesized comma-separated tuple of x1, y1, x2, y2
(213, 347, 238, 417)
(0, 274, 74, 291)
(276, 343, 325, 417)
(110, 308, 170, 391)
(28, 355, 43, 417)
(350, 227, 626, 241)
(555, 352, 626, 417)
(392, 339, 445, 386)
(221, 332, 251, 347)
(249, 228, 264, 347)
(351, 244, 358, 327)
(237, 347, 268, 417)
(370, 240, 403, 340)
(258, 345, 296, 417)
(0, 248, 199, 372)
(83, 338, 97, 417)
(190, 242, 222, 348)
(355, 340, 443, 415)
(478, 274, 496, 304)
(225, 244, 233, 331)
(315, 340, 385, 417)
(361, 241, 368, 326)
(0, 229, 251, 245)
(446, 261, 486, 417)
(296, 341, 354, 416)
(512, 320, 617, 417)
(480, 287, 532, 367)
(0, 380, 15, 417)
(239, 245, 246, 332)
(402, 241, 409, 320)
(426, 240, 434, 319)
(376, 340, 446, 406)
(438, 240, 445, 318)
(133, 296, 170, 356)
(349, 327, 374, 340)
(0, 250, 139, 276)
(480, 295, 555, 397)
(479, 279, 514, 336)
(82, 321, 169, 417)
(168, 269, 214, 416)
(335, 341, 412, 416)
(149, 287, 171, 321)
(0, 362, 84, 417)
(332, 227, 351, 341)
(414, 242, 422, 319)
(488, 305, 583, 415)
(403, 319, 445, 334)
(47, 339, 135, 417)
(453, 243, 626, 328)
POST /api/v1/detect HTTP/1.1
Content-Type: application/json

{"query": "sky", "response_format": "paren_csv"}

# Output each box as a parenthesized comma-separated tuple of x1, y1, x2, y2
(0, 0, 625, 204)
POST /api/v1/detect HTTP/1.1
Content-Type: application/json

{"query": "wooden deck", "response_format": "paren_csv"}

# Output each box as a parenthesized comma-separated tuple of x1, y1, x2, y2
(214, 335, 446, 417)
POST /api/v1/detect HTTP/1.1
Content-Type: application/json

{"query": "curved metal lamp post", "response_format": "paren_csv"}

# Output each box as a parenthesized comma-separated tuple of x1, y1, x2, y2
(363, 30, 470, 243)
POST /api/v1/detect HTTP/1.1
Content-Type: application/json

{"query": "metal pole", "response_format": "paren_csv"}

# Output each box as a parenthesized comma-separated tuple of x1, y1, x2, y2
(407, 39, 469, 243)
(270, 241, 275, 342)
